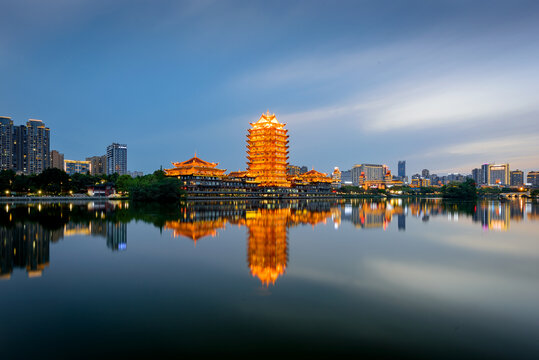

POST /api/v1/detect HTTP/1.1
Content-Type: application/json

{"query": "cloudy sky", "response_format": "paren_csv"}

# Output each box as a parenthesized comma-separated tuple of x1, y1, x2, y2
(1, 0, 538, 175)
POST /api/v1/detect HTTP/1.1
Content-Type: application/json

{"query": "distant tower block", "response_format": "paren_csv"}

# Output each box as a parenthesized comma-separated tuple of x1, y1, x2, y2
(246, 111, 290, 187)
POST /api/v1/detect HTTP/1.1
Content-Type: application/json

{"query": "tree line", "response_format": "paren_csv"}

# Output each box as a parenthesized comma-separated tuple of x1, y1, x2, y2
(0, 168, 184, 203)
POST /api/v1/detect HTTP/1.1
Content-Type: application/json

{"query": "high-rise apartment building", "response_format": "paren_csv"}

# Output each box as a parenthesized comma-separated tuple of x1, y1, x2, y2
(51, 150, 64, 170)
(481, 163, 490, 185)
(0, 117, 50, 174)
(341, 170, 352, 185)
(107, 143, 127, 175)
(351, 164, 386, 185)
(86, 155, 107, 175)
(527, 171, 539, 187)
(12, 125, 28, 173)
(510, 170, 524, 187)
(0, 116, 13, 170)
(26, 119, 50, 174)
(472, 168, 482, 185)
(398, 160, 406, 178)
(421, 169, 430, 178)
(488, 164, 509, 185)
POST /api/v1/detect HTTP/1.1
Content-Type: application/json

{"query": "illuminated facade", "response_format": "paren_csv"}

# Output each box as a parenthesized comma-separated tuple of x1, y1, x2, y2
(527, 171, 539, 187)
(488, 164, 509, 185)
(64, 159, 91, 175)
(411, 178, 431, 187)
(107, 143, 127, 175)
(331, 167, 341, 188)
(26, 119, 50, 174)
(0, 116, 13, 170)
(246, 112, 290, 187)
(86, 155, 107, 175)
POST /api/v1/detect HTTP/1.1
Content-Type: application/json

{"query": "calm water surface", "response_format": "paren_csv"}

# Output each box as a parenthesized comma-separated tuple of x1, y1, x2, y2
(1, 199, 538, 359)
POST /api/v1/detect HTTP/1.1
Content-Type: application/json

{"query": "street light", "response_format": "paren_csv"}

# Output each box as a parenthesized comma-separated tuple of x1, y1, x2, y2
(38, 190, 42, 196)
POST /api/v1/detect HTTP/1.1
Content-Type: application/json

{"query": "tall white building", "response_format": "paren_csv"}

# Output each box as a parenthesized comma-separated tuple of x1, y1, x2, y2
(107, 143, 127, 175)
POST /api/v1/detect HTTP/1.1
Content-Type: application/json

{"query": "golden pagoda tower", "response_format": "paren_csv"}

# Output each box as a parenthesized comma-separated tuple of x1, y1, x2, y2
(246, 111, 290, 187)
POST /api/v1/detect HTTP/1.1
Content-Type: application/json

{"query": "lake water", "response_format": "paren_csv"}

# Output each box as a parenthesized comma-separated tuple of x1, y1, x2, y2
(1, 199, 538, 359)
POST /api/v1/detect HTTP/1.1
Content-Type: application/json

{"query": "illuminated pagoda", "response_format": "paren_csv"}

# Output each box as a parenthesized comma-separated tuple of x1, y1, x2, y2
(247, 111, 290, 188)
(164, 154, 227, 192)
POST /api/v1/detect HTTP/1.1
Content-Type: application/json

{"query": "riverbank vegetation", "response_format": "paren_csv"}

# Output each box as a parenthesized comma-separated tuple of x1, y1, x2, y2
(0, 169, 185, 203)
(441, 179, 478, 200)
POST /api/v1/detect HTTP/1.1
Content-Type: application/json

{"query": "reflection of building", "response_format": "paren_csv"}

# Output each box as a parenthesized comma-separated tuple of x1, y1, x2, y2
(64, 159, 91, 175)
(246, 112, 290, 188)
(165, 218, 227, 244)
(0, 223, 52, 279)
(106, 222, 127, 251)
(473, 202, 510, 231)
(349, 201, 404, 230)
(488, 164, 509, 185)
(398, 214, 406, 231)
(246, 209, 289, 286)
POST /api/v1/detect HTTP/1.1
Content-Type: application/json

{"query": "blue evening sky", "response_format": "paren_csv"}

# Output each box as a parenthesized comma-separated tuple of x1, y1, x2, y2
(1, 0, 538, 175)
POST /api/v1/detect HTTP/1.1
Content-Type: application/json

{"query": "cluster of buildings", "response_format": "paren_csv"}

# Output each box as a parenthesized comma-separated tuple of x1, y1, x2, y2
(0, 117, 51, 174)
(329, 162, 405, 189)
(470, 164, 538, 187)
(0, 116, 137, 177)
(407, 163, 538, 188)
(51, 143, 130, 176)
(164, 112, 334, 195)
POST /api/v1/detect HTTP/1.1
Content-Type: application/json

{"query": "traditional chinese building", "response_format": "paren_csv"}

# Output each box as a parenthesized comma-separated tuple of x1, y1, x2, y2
(288, 168, 333, 193)
(164, 154, 227, 192)
(246, 112, 290, 188)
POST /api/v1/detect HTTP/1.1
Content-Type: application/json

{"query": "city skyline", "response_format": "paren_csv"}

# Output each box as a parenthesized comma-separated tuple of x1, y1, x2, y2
(1, 1, 538, 175)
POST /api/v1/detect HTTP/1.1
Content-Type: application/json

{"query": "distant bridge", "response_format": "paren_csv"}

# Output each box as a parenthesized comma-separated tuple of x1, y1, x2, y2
(499, 191, 531, 199)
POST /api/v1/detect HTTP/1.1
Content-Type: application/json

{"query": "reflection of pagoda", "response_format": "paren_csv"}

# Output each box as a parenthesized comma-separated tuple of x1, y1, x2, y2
(247, 112, 290, 187)
(246, 209, 290, 286)
(164, 218, 227, 244)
